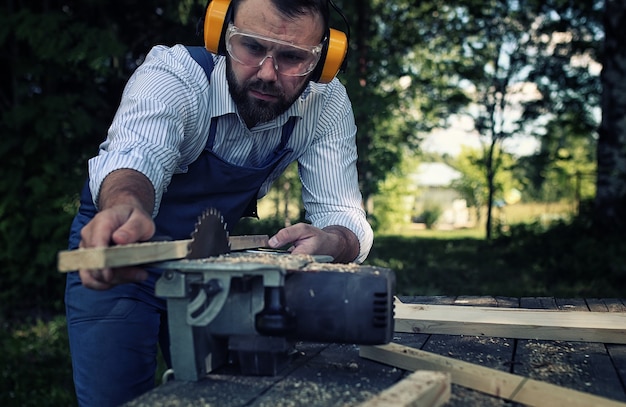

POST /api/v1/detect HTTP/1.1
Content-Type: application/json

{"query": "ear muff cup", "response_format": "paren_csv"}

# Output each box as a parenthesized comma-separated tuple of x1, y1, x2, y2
(202, 0, 348, 83)
(312, 28, 348, 84)
(204, 0, 232, 55)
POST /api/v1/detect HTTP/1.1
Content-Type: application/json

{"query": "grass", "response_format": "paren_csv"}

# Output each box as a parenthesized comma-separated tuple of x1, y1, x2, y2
(367, 220, 625, 298)
(380, 225, 486, 239)
(366, 234, 530, 296)
(1, 316, 76, 407)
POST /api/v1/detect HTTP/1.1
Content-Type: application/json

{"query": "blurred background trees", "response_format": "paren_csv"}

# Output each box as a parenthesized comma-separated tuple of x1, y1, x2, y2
(340, 0, 605, 238)
(1, 0, 206, 315)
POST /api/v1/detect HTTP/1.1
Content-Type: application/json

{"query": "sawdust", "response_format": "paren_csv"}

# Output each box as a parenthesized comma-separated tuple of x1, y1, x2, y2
(518, 340, 592, 385)
(251, 378, 377, 407)
(180, 252, 317, 270)
(178, 252, 375, 274)
(301, 262, 363, 273)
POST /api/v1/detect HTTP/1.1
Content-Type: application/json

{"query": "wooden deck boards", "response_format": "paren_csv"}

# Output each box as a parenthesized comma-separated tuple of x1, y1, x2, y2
(124, 297, 626, 407)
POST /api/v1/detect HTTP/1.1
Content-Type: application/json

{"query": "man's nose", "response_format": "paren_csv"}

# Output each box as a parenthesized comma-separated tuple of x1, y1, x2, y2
(257, 55, 279, 81)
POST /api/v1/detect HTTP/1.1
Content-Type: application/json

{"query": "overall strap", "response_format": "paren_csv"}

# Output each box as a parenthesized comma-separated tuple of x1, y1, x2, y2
(185, 46, 215, 83)
(278, 116, 298, 150)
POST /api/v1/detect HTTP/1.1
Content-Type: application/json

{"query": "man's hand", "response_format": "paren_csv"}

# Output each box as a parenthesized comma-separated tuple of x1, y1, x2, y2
(78, 205, 156, 290)
(78, 168, 156, 290)
(268, 223, 360, 263)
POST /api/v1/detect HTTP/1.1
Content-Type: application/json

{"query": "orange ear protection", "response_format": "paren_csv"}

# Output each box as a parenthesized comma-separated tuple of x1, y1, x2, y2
(203, 0, 348, 84)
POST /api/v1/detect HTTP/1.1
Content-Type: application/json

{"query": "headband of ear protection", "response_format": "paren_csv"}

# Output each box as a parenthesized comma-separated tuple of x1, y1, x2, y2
(203, 0, 348, 84)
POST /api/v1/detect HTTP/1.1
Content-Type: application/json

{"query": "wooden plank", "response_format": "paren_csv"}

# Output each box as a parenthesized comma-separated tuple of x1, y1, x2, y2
(229, 235, 269, 251)
(355, 370, 451, 407)
(399, 296, 458, 305)
(394, 300, 626, 344)
(57, 239, 191, 272)
(360, 343, 626, 407)
(57, 235, 269, 272)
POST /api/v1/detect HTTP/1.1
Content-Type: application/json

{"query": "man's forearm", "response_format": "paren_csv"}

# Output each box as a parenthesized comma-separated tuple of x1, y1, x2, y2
(97, 169, 155, 214)
(322, 225, 360, 263)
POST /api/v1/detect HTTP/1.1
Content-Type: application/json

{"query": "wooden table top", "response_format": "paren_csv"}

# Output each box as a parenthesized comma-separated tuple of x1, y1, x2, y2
(124, 296, 626, 406)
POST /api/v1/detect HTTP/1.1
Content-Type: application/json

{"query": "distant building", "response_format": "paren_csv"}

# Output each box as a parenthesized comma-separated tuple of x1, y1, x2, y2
(409, 163, 470, 228)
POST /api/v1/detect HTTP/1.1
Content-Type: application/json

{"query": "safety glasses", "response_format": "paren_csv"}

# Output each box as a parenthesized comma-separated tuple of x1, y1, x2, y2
(225, 23, 324, 77)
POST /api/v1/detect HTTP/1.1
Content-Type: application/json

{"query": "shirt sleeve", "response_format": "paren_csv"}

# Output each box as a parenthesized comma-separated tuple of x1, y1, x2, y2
(298, 80, 374, 263)
(87, 45, 209, 216)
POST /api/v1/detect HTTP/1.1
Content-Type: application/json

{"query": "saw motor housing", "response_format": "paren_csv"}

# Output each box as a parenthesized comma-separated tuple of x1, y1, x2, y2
(155, 253, 395, 381)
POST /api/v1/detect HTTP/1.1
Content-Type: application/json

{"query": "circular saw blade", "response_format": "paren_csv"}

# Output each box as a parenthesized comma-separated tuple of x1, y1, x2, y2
(187, 208, 230, 259)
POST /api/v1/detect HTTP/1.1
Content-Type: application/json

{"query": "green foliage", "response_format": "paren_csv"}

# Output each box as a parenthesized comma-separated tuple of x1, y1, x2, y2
(1, 4, 124, 317)
(420, 205, 442, 229)
(262, 162, 303, 221)
(517, 111, 597, 202)
(367, 236, 496, 296)
(0, 1, 203, 318)
(0, 317, 76, 406)
(370, 149, 420, 233)
(338, 0, 472, 202)
(233, 216, 291, 237)
(449, 145, 523, 229)
(492, 207, 626, 296)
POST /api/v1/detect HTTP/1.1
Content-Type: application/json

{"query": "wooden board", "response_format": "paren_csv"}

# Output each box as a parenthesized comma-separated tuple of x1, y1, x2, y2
(355, 370, 450, 407)
(57, 235, 269, 272)
(360, 343, 626, 407)
(394, 300, 626, 344)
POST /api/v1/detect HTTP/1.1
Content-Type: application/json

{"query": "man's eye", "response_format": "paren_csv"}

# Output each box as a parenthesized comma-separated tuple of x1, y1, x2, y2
(241, 40, 266, 55)
(279, 51, 308, 64)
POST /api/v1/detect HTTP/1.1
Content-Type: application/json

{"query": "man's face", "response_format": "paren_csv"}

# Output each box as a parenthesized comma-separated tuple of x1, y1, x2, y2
(226, 0, 325, 127)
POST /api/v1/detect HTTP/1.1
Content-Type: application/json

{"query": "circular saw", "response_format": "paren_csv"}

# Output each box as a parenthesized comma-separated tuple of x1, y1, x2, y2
(187, 208, 231, 259)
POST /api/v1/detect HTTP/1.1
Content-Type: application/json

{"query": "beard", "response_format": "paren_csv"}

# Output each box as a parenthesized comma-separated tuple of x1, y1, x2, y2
(226, 59, 307, 127)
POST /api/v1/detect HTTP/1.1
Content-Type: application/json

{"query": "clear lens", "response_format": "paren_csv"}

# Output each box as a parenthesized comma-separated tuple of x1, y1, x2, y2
(225, 24, 323, 76)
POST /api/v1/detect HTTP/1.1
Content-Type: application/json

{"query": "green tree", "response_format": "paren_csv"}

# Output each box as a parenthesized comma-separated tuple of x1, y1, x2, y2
(517, 0, 603, 208)
(595, 0, 626, 231)
(268, 162, 302, 225)
(371, 147, 421, 233)
(517, 113, 597, 204)
(337, 0, 470, 207)
(451, 146, 521, 227)
(413, 0, 603, 239)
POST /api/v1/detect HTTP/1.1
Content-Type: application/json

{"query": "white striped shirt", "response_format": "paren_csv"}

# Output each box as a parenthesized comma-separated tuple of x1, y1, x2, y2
(88, 44, 373, 262)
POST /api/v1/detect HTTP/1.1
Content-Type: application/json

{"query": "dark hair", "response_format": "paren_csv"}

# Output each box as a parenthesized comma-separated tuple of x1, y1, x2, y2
(231, 0, 330, 34)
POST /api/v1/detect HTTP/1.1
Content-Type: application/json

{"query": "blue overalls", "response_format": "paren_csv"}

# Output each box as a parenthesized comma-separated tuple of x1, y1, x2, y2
(65, 49, 297, 406)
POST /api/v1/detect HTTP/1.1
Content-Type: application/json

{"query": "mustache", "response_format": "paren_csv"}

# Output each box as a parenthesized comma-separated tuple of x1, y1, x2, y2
(247, 80, 283, 97)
